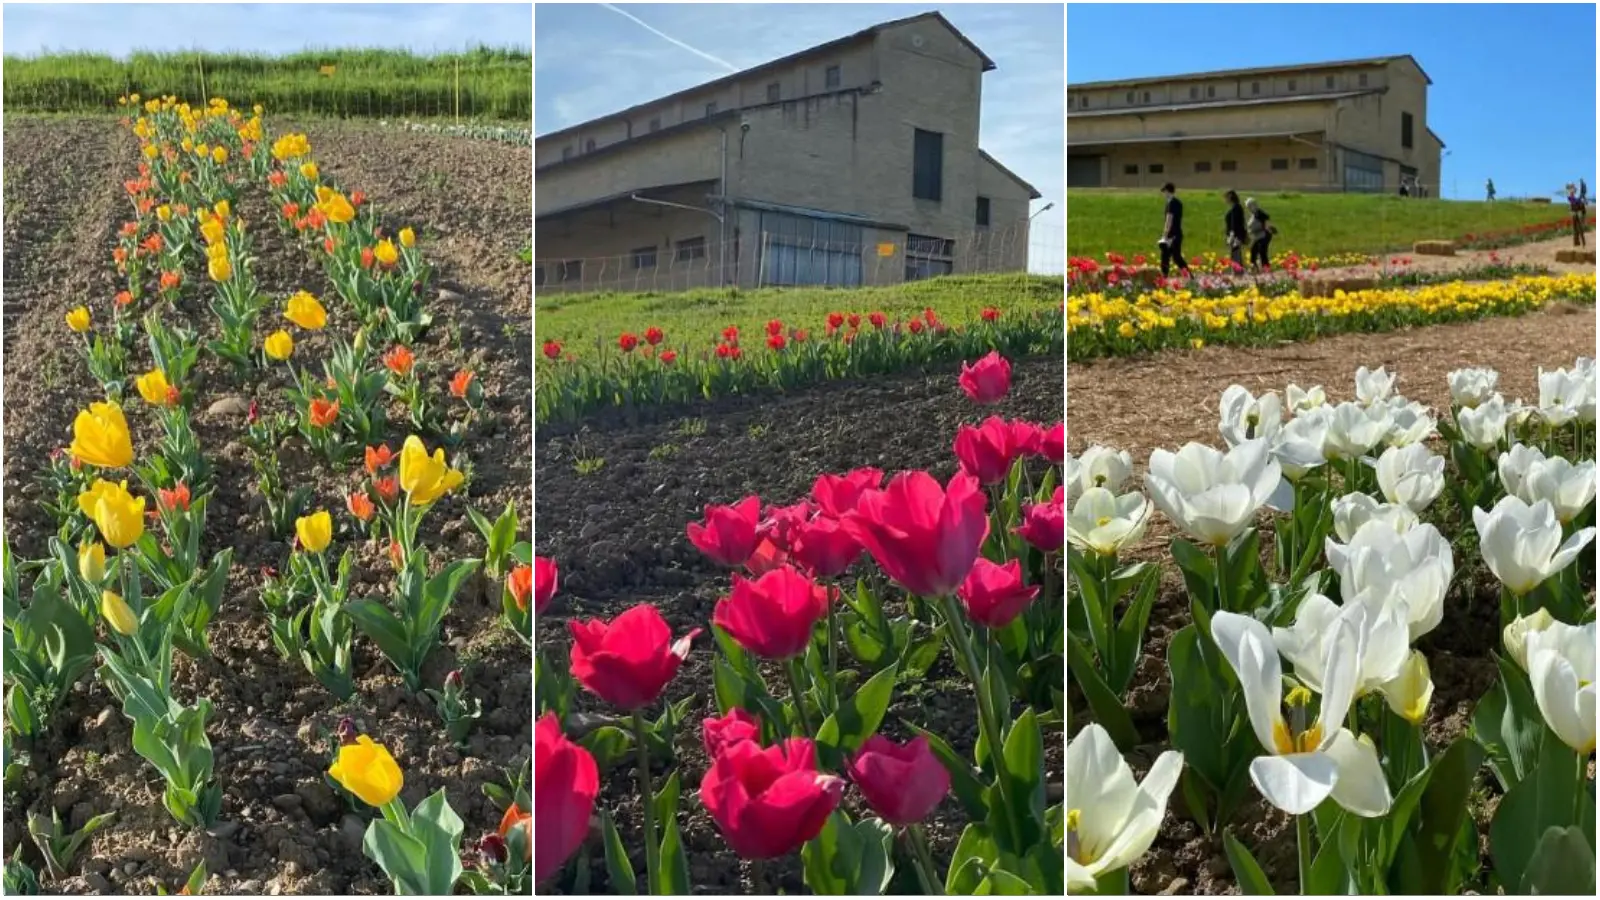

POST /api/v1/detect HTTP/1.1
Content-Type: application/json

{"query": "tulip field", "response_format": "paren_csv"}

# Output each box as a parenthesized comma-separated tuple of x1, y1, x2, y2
(1066, 344, 1598, 894)
(535, 334, 1066, 892)
(1, 102, 531, 893)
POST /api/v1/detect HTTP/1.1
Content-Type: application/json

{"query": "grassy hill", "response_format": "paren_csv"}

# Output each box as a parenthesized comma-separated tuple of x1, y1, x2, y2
(1067, 188, 1576, 261)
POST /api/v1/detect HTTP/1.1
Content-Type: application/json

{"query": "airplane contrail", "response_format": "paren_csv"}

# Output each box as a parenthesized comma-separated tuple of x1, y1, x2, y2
(599, 3, 740, 72)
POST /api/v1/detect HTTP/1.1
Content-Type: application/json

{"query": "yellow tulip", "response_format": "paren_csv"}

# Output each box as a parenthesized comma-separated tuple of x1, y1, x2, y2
(208, 254, 232, 283)
(399, 227, 415, 248)
(79, 541, 107, 584)
(373, 240, 398, 266)
(100, 590, 139, 637)
(135, 369, 174, 406)
(157, 204, 172, 222)
(253, 104, 264, 115)
(142, 144, 158, 160)
(315, 186, 355, 224)
(328, 735, 404, 807)
(77, 479, 145, 549)
(398, 435, 465, 506)
(300, 162, 319, 180)
(69, 402, 134, 469)
(296, 510, 333, 553)
(212, 146, 228, 165)
(264, 330, 295, 361)
(214, 200, 231, 220)
(271, 133, 311, 160)
(66, 307, 91, 333)
(195, 142, 209, 158)
(284, 291, 327, 330)
(129, 92, 140, 104)
(200, 218, 226, 246)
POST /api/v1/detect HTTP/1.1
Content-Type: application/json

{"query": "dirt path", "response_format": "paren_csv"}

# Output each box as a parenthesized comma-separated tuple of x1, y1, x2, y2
(1322, 234, 1597, 277)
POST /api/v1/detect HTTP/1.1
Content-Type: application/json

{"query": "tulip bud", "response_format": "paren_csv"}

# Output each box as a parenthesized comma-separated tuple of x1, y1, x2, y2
(1503, 608, 1557, 671)
(337, 717, 358, 746)
(79, 541, 107, 584)
(478, 833, 507, 865)
(100, 590, 139, 636)
(445, 670, 464, 691)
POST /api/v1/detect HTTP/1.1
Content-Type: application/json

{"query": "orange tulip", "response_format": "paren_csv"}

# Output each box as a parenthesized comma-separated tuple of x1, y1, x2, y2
(498, 802, 532, 861)
(309, 398, 340, 428)
(365, 444, 394, 474)
(374, 477, 399, 504)
(347, 492, 376, 522)
(449, 369, 475, 399)
(507, 565, 532, 612)
(158, 482, 191, 512)
(383, 345, 414, 376)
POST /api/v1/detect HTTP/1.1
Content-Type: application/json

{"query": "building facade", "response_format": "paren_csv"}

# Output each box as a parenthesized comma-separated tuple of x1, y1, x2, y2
(1067, 56, 1443, 196)
(535, 12, 1041, 292)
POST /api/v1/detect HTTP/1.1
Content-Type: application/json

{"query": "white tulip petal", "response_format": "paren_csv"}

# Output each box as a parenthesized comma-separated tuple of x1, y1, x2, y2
(1249, 753, 1338, 815)
(1212, 611, 1284, 754)
(1323, 729, 1393, 816)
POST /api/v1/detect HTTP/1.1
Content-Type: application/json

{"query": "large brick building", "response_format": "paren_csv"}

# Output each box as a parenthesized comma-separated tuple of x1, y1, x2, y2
(535, 12, 1041, 292)
(1067, 55, 1444, 195)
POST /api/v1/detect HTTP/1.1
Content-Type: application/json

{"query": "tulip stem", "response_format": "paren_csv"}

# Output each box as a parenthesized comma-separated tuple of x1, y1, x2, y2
(936, 594, 1017, 846)
(1297, 813, 1313, 893)
(784, 658, 816, 736)
(906, 825, 944, 894)
(750, 858, 767, 894)
(826, 587, 839, 713)
(631, 710, 659, 894)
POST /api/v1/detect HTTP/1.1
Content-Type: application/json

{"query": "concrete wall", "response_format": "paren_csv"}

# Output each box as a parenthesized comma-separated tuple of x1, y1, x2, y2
(1079, 138, 1334, 192)
(536, 184, 729, 293)
(534, 127, 721, 215)
(1069, 63, 1390, 112)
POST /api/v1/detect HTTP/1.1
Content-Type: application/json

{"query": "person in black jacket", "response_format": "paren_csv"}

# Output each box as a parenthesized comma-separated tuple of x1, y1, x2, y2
(1245, 197, 1275, 271)
(1157, 182, 1191, 277)
(1223, 190, 1248, 269)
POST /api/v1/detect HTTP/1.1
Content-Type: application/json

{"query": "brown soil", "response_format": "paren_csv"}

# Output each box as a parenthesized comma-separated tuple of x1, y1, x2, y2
(1067, 309, 1597, 895)
(535, 355, 1064, 894)
(1, 116, 532, 895)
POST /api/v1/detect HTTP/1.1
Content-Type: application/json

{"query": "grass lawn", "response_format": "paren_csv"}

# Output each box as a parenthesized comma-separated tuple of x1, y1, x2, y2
(1067, 188, 1576, 260)
(534, 272, 1063, 350)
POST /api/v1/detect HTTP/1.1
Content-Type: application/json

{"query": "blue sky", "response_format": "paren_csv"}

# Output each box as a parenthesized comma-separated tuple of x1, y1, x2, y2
(535, 3, 1065, 236)
(1, 3, 531, 56)
(1068, 2, 1596, 200)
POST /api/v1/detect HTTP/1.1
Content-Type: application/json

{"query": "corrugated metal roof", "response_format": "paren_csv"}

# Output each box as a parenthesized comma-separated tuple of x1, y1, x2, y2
(1068, 54, 1432, 90)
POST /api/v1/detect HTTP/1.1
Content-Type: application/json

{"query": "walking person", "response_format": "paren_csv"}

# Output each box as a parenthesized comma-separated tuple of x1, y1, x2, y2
(1399, 179, 1410, 198)
(1486, 178, 1496, 202)
(1158, 182, 1191, 277)
(1245, 197, 1275, 271)
(1569, 183, 1588, 247)
(1582, 178, 1589, 205)
(1223, 190, 1248, 270)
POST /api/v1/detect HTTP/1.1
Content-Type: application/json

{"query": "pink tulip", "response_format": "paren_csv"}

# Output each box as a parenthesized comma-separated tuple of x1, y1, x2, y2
(842, 471, 989, 597)
(958, 351, 1012, 404)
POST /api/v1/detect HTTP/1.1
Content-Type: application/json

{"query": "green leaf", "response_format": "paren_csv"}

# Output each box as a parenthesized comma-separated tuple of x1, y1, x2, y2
(999, 708, 1044, 851)
(1306, 814, 1352, 894)
(1222, 829, 1277, 894)
(1470, 654, 1544, 792)
(409, 789, 465, 895)
(600, 810, 637, 894)
(362, 819, 429, 895)
(1519, 826, 1596, 893)
(1490, 725, 1591, 892)
(815, 664, 898, 767)
(1065, 634, 1138, 750)
(650, 771, 688, 895)
(580, 726, 634, 772)
(1404, 735, 1484, 893)
(1108, 563, 1160, 695)
(945, 823, 998, 895)
(801, 812, 892, 895)
(1169, 538, 1217, 613)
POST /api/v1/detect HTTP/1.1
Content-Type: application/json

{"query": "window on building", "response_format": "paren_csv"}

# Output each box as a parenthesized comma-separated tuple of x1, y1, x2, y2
(631, 246, 657, 269)
(534, 266, 545, 287)
(1401, 112, 1414, 149)
(825, 65, 841, 89)
(1189, 86, 1198, 99)
(761, 211, 864, 286)
(1221, 160, 1238, 172)
(585, 138, 596, 152)
(1142, 90, 1150, 102)
(1195, 161, 1212, 173)
(559, 260, 582, 282)
(1126, 91, 1135, 103)
(1288, 78, 1297, 91)
(1207, 85, 1216, 98)
(649, 117, 661, 133)
(976, 196, 991, 227)
(1148, 163, 1164, 174)
(1299, 158, 1318, 170)
(1081, 95, 1090, 108)
(1124, 163, 1139, 175)
(705, 101, 718, 117)
(1251, 81, 1260, 95)
(767, 82, 780, 102)
(1359, 72, 1368, 87)
(1271, 158, 1289, 171)
(675, 237, 707, 262)
(562, 146, 573, 161)
(1325, 75, 1335, 89)
(905, 234, 955, 282)
(912, 128, 943, 201)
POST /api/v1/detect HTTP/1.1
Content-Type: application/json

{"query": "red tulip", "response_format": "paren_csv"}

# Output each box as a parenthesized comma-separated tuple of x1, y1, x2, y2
(534, 556, 558, 614)
(1010, 420, 1046, 458)
(743, 536, 790, 576)
(1041, 422, 1064, 466)
(958, 351, 1011, 404)
(842, 471, 989, 598)
(568, 604, 699, 709)
(791, 515, 862, 578)
(701, 738, 843, 859)
(957, 558, 1039, 628)
(953, 417, 1025, 485)
(847, 735, 950, 825)
(644, 326, 664, 345)
(703, 706, 761, 758)
(687, 496, 762, 567)
(712, 566, 830, 660)
(535, 713, 599, 883)
(1015, 487, 1065, 553)
(810, 467, 883, 518)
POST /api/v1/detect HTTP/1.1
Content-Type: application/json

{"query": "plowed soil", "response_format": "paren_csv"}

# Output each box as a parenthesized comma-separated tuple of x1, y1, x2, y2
(1, 115, 532, 895)
(1066, 307, 1597, 894)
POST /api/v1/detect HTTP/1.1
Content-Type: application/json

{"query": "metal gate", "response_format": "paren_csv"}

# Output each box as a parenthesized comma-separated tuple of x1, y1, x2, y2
(1068, 155, 1103, 187)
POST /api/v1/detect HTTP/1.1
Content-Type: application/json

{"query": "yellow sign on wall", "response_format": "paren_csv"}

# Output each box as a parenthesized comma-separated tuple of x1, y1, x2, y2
(877, 242, 896, 257)
(319, 65, 337, 77)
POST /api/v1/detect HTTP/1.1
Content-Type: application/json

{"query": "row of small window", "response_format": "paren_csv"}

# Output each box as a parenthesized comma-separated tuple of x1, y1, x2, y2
(1126, 157, 1318, 175)
(1075, 71, 1369, 108)
(560, 65, 844, 161)
(532, 238, 709, 284)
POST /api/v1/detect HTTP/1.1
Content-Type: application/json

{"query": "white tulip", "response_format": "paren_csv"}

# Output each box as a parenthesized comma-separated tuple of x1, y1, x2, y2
(1286, 384, 1326, 413)
(1219, 385, 1284, 447)
(1145, 440, 1291, 546)
(1457, 394, 1508, 450)
(1384, 401, 1437, 448)
(1325, 519, 1453, 642)
(1379, 650, 1434, 725)
(1525, 621, 1596, 754)
(1473, 495, 1597, 595)
(1212, 610, 1392, 817)
(1069, 445, 1135, 503)
(1355, 366, 1397, 406)
(1065, 723, 1184, 892)
(1272, 409, 1331, 480)
(1066, 488, 1151, 556)
(1537, 368, 1582, 427)
(1498, 443, 1547, 500)
(1521, 456, 1596, 524)
(1324, 402, 1393, 460)
(1506, 399, 1538, 430)
(1447, 367, 1500, 409)
(1273, 593, 1409, 700)
(1374, 444, 1446, 512)
(1331, 493, 1420, 543)
(1502, 608, 1557, 672)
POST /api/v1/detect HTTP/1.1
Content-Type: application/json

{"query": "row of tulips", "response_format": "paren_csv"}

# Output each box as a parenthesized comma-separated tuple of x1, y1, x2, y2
(535, 304, 1063, 423)
(1066, 360, 1596, 894)
(1066, 273, 1597, 359)
(536, 352, 1068, 894)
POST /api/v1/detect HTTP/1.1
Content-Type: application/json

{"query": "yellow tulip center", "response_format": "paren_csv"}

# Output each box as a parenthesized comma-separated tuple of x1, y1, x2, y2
(1066, 808, 1088, 864)
(1271, 684, 1323, 754)
(1096, 516, 1111, 528)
